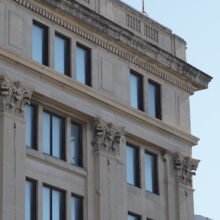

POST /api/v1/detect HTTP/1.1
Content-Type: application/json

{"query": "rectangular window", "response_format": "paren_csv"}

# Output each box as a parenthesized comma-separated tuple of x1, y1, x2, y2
(25, 180, 36, 220)
(71, 195, 83, 220)
(148, 80, 161, 119)
(25, 105, 37, 149)
(128, 213, 140, 220)
(71, 122, 82, 166)
(76, 44, 91, 86)
(145, 152, 158, 194)
(130, 71, 143, 111)
(32, 22, 48, 65)
(43, 111, 64, 160)
(55, 34, 70, 76)
(43, 185, 65, 220)
(126, 145, 139, 186)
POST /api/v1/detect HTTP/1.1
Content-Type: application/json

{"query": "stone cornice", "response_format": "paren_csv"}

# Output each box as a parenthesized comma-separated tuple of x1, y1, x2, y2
(0, 46, 199, 147)
(11, 0, 212, 93)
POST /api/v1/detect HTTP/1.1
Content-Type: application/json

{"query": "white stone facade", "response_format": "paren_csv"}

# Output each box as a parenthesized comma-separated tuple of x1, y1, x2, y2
(0, 0, 212, 220)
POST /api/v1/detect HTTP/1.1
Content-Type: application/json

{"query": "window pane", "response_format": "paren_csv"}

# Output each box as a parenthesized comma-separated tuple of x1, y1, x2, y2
(25, 105, 36, 148)
(130, 72, 142, 110)
(126, 145, 138, 186)
(43, 187, 50, 220)
(43, 112, 51, 155)
(128, 214, 138, 220)
(32, 23, 47, 65)
(145, 153, 157, 193)
(55, 35, 70, 75)
(52, 190, 62, 220)
(148, 81, 161, 119)
(71, 123, 81, 166)
(71, 196, 82, 220)
(25, 181, 35, 220)
(76, 46, 90, 85)
(52, 115, 63, 159)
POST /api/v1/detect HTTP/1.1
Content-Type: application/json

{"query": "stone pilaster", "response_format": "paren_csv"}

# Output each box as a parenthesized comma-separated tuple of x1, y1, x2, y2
(0, 75, 33, 220)
(92, 118, 127, 220)
(173, 152, 200, 220)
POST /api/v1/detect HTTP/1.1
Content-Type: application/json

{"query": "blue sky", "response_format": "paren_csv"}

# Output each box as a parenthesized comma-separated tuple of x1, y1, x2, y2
(121, 0, 220, 219)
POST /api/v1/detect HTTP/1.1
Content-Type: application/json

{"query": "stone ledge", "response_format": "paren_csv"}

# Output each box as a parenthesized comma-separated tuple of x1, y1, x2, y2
(0, 46, 199, 147)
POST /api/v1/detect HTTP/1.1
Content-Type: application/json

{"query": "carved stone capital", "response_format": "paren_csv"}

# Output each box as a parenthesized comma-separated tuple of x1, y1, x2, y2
(0, 75, 33, 118)
(173, 152, 200, 187)
(92, 118, 125, 157)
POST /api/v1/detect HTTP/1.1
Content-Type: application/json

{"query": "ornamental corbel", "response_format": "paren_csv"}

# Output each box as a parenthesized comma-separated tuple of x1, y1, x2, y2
(92, 118, 125, 157)
(0, 75, 33, 118)
(173, 152, 200, 187)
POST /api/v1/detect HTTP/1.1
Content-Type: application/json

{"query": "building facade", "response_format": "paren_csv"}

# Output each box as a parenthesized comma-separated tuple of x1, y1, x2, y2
(0, 0, 212, 220)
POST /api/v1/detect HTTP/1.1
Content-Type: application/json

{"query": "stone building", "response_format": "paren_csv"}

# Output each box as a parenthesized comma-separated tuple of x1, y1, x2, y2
(0, 0, 212, 220)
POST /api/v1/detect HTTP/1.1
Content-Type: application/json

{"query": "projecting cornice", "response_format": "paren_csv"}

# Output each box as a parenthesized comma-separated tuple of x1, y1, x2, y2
(11, 0, 212, 93)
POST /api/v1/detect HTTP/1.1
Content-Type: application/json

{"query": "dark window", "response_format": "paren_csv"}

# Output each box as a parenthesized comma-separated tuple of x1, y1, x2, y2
(76, 44, 91, 86)
(43, 185, 65, 220)
(71, 195, 83, 220)
(145, 152, 158, 194)
(148, 80, 161, 119)
(130, 71, 143, 111)
(32, 21, 48, 65)
(55, 34, 70, 76)
(25, 180, 36, 220)
(126, 144, 139, 187)
(71, 122, 82, 167)
(43, 111, 65, 160)
(25, 105, 37, 149)
(128, 213, 140, 220)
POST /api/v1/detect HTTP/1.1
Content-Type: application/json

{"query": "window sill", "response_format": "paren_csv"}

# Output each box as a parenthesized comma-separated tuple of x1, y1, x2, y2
(26, 147, 87, 178)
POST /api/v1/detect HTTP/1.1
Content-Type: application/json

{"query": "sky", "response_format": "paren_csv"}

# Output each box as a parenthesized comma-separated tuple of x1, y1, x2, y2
(120, 0, 220, 219)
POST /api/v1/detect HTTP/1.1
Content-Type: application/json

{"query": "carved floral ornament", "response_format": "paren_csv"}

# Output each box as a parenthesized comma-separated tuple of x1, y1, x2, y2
(92, 118, 125, 157)
(173, 152, 200, 187)
(0, 75, 33, 118)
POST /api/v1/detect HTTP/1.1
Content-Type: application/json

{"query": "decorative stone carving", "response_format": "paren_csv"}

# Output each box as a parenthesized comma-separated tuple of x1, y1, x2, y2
(92, 118, 124, 157)
(173, 152, 200, 187)
(0, 75, 33, 117)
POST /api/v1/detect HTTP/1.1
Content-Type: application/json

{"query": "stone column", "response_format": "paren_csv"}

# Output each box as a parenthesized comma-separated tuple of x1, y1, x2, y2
(92, 118, 127, 220)
(0, 75, 33, 220)
(173, 152, 200, 220)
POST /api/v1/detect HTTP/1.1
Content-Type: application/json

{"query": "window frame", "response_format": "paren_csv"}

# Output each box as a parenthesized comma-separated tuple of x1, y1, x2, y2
(32, 20, 48, 66)
(148, 79, 161, 120)
(25, 104, 38, 150)
(76, 43, 91, 86)
(71, 121, 83, 167)
(128, 212, 141, 220)
(126, 143, 140, 187)
(25, 178, 37, 220)
(54, 32, 71, 76)
(71, 193, 83, 220)
(144, 151, 159, 194)
(43, 110, 65, 160)
(42, 184, 66, 220)
(130, 70, 144, 111)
